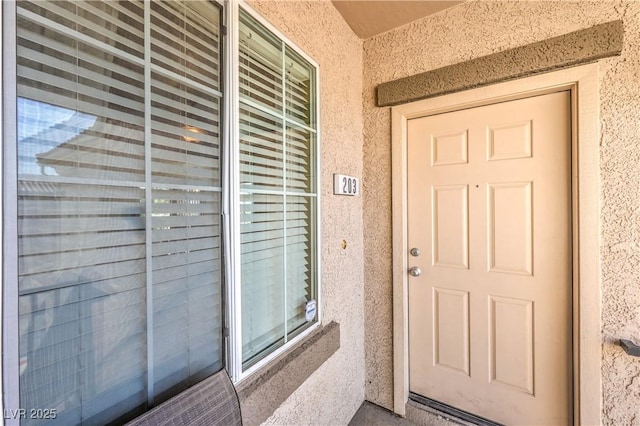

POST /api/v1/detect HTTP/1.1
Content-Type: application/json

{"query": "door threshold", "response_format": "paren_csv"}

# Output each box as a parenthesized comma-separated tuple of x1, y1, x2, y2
(409, 393, 504, 426)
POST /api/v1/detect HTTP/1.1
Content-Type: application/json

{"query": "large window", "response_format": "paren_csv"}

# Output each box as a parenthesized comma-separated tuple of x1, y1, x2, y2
(3, 1, 319, 424)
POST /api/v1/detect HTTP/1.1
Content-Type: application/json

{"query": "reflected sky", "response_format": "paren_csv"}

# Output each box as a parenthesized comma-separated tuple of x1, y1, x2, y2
(18, 98, 97, 176)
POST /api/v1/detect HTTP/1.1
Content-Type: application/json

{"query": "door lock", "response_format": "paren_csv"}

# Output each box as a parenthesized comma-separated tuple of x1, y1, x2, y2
(410, 248, 420, 257)
(409, 266, 422, 277)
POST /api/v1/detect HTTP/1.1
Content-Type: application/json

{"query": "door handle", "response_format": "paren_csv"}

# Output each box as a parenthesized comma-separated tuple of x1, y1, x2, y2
(409, 267, 422, 277)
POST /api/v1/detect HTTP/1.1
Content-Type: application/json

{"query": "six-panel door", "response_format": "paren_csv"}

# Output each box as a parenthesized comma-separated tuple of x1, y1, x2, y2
(407, 91, 572, 425)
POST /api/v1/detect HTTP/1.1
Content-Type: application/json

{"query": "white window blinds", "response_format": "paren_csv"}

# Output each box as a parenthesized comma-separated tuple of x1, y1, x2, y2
(238, 10, 318, 369)
(15, 1, 223, 423)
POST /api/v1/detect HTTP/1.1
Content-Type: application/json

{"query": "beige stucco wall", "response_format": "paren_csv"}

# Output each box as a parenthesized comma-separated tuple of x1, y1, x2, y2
(246, 1, 365, 425)
(363, 1, 640, 423)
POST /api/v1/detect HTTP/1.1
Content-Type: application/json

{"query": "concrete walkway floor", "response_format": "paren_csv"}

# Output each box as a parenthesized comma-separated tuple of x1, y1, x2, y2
(349, 401, 468, 426)
(349, 402, 415, 426)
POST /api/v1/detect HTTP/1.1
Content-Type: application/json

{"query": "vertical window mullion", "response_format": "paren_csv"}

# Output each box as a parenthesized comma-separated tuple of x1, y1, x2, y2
(143, 0, 155, 407)
(281, 40, 288, 344)
(225, 0, 243, 383)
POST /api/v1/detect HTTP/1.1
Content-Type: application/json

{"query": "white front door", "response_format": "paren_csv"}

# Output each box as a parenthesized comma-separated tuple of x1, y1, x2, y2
(407, 91, 572, 425)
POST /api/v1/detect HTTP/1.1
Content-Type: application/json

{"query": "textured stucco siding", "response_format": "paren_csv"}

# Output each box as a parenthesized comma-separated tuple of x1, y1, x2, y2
(362, 1, 640, 423)
(246, 1, 365, 425)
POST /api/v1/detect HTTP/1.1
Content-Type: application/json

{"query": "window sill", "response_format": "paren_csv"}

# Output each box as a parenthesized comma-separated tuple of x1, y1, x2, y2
(235, 321, 340, 426)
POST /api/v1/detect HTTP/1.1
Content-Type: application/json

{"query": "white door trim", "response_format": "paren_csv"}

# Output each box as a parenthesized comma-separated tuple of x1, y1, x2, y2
(391, 63, 601, 425)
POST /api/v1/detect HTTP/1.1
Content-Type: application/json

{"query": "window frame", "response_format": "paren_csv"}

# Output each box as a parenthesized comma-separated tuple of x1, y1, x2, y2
(225, 0, 322, 383)
(0, 0, 321, 420)
(3, 0, 21, 418)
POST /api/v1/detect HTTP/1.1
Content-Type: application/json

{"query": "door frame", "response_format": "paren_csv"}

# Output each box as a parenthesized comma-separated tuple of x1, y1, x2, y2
(391, 64, 601, 425)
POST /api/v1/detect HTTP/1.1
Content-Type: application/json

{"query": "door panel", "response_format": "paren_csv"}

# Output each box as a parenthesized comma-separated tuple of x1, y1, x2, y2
(408, 91, 572, 425)
(432, 185, 469, 268)
(489, 295, 534, 394)
(487, 182, 532, 275)
(432, 287, 470, 375)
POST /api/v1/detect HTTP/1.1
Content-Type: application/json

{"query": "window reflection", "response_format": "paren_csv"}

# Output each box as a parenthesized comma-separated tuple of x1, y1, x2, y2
(18, 97, 97, 176)
(14, 1, 224, 423)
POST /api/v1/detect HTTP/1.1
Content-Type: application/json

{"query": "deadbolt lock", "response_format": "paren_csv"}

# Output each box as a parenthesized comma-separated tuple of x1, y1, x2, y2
(410, 248, 420, 257)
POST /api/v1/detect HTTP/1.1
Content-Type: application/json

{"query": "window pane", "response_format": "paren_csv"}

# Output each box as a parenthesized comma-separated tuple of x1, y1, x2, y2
(286, 196, 316, 336)
(152, 188, 222, 401)
(17, 1, 148, 423)
(239, 104, 284, 190)
(241, 193, 285, 366)
(17, 6, 146, 182)
(151, 73, 221, 187)
(149, 1, 223, 399)
(151, 1, 221, 92)
(286, 124, 315, 193)
(17, 181, 148, 426)
(285, 46, 315, 128)
(239, 12, 283, 113)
